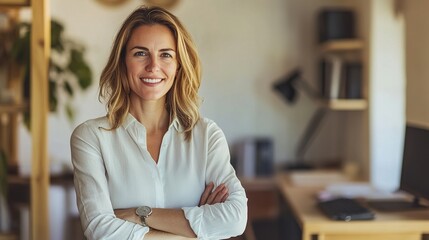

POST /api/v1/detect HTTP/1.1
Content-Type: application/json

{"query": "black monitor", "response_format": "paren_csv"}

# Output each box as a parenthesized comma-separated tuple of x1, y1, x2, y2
(368, 124, 429, 211)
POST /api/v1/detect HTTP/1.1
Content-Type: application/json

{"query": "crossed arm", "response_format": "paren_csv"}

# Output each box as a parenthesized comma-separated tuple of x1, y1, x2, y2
(114, 182, 229, 238)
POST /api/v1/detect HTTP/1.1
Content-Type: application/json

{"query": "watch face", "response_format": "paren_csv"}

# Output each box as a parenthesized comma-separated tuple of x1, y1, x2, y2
(136, 206, 152, 217)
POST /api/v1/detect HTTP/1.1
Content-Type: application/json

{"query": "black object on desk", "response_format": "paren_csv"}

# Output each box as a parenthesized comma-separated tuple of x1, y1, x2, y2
(318, 197, 375, 221)
(367, 198, 428, 212)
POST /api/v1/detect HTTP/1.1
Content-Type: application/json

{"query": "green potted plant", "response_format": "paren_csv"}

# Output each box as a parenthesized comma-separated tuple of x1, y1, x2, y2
(11, 19, 93, 128)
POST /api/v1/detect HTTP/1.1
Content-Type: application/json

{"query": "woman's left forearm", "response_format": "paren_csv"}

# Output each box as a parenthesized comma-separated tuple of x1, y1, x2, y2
(114, 207, 196, 238)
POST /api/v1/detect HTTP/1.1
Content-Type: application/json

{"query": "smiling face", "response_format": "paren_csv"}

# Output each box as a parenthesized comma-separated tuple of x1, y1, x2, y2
(125, 24, 178, 104)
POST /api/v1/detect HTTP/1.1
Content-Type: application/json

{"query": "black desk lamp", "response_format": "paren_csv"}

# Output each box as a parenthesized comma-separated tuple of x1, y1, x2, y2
(273, 69, 318, 102)
(273, 68, 327, 169)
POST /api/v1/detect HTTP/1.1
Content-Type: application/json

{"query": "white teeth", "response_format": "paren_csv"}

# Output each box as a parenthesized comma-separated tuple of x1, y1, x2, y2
(142, 78, 162, 83)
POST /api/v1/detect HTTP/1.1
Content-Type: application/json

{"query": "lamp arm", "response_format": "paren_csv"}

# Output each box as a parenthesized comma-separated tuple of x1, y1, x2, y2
(296, 108, 327, 159)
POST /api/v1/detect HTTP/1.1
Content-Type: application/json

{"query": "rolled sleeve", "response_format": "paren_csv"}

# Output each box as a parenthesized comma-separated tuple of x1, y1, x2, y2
(182, 194, 247, 239)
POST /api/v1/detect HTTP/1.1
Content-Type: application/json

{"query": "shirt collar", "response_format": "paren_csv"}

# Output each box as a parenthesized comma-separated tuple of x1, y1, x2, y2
(123, 113, 138, 130)
(171, 117, 183, 132)
(123, 112, 183, 132)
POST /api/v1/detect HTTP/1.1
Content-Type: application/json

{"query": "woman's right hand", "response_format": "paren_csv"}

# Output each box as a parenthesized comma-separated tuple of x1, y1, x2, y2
(199, 182, 229, 207)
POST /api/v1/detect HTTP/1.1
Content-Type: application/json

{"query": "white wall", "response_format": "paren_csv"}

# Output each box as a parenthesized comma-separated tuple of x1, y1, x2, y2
(368, 0, 405, 191)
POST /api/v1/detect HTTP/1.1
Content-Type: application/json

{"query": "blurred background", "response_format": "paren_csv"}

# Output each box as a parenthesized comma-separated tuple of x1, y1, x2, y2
(1, 0, 429, 239)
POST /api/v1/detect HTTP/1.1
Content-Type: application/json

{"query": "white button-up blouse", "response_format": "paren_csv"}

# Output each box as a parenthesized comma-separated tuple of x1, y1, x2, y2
(70, 114, 248, 240)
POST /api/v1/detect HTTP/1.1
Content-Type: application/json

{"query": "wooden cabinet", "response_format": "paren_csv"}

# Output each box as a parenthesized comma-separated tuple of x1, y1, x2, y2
(0, 1, 50, 239)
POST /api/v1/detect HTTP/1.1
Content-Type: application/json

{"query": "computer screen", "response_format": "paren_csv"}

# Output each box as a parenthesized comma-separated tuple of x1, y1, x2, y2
(368, 124, 429, 211)
(400, 124, 429, 203)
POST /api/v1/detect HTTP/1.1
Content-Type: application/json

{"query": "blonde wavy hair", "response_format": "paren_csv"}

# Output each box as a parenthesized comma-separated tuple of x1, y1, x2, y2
(99, 6, 201, 140)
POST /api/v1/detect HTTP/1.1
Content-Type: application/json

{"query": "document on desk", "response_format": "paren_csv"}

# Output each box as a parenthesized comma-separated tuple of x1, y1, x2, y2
(288, 170, 350, 186)
(317, 182, 407, 201)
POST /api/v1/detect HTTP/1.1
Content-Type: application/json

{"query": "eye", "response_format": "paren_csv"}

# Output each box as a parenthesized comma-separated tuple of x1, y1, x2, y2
(133, 51, 148, 57)
(160, 52, 173, 58)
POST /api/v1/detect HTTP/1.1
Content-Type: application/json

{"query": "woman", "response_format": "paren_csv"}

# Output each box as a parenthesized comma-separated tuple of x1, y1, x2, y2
(70, 5, 247, 240)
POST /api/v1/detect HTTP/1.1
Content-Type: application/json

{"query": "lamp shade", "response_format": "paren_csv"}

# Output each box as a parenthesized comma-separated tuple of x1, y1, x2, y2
(273, 69, 302, 103)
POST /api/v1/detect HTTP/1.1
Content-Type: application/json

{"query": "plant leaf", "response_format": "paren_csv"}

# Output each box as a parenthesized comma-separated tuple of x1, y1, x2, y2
(49, 79, 58, 112)
(50, 61, 65, 73)
(10, 23, 30, 65)
(10, 19, 93, 129)
(65, 103, 74, 121)
(64, 81, 73, 96)
(23, 112, 31, 131)
(68, 49, 92, 89)
(51, 20, 64, 53)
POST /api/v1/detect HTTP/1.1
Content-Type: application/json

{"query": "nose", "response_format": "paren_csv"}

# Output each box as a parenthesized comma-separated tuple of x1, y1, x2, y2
(145, 56, 160, 72)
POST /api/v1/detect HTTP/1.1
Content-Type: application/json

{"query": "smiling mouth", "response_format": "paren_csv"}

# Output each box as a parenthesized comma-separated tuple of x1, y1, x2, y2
(141, 78, 163, 83)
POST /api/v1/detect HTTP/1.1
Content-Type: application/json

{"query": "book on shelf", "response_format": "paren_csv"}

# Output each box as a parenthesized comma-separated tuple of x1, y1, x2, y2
(320, 56, 342, 99)
(319, 57, 362, 100)
(329, 56, 342, 99)
(344, 62, 362, 99)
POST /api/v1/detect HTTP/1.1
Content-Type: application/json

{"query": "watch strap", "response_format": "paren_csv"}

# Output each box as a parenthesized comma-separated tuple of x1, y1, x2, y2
(136, 206, 152, 227)
(139, 215, 149, 227)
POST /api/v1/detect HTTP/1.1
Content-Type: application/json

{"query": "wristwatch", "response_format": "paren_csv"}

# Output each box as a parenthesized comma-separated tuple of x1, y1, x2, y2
(135, 206, 152, 227)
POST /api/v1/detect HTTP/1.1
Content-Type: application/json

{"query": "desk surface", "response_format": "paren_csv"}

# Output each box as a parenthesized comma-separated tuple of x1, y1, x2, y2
(276, 172, 429, 240)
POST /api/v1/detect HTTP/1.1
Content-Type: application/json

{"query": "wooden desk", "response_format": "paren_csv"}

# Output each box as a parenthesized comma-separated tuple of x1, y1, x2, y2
(277, 172, 429, 240)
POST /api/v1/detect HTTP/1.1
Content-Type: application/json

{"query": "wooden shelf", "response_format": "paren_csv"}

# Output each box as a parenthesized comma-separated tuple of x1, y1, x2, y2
(320, 39, 364, 53)
(7, 173, 74, 208)
(7, 172, 73, 186)
(0, 103, 28, 113)
(317, 99, 367, 110)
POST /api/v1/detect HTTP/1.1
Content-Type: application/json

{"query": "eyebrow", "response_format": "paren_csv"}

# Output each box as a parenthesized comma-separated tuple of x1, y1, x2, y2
(130, 46, 176, 52)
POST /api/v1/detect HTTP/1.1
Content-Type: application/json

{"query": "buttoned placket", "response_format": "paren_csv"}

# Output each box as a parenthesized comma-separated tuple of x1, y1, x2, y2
(154, 125, 173, 208)
(125, 121, 157, 207)
(128, 120, 174, 208)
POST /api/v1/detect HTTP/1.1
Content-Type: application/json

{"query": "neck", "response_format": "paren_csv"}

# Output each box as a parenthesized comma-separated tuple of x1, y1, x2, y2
(129, 99, 170, 133)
